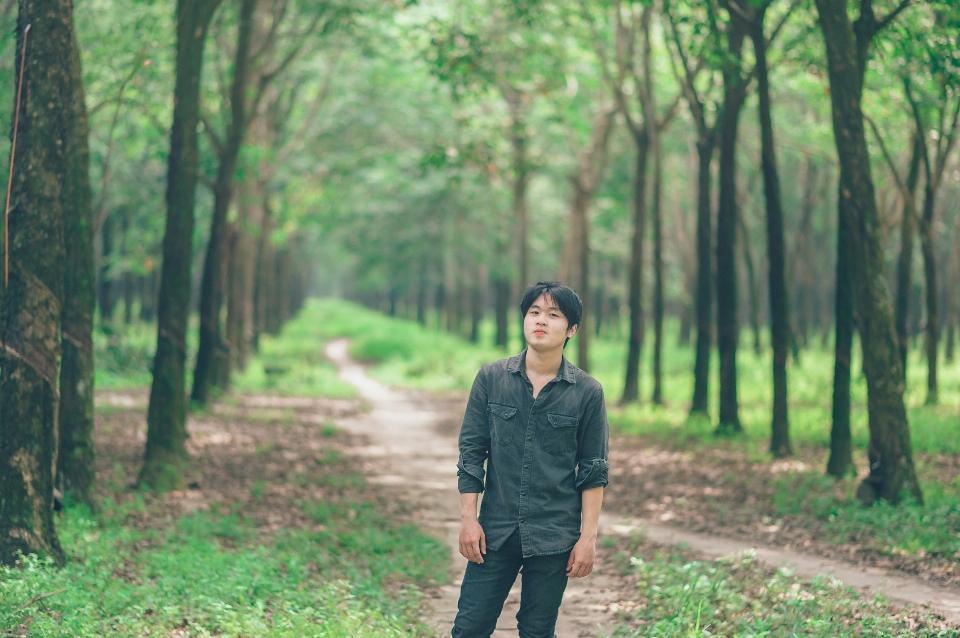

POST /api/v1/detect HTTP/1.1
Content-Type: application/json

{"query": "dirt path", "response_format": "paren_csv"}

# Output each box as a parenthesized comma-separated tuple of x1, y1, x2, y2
(325, 339, 960, 633)
(325, 339, 622, 637)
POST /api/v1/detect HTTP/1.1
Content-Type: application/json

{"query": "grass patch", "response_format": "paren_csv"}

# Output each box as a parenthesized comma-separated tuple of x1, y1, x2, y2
(1, 497, 448, 636)
(609, 544, 953, 636)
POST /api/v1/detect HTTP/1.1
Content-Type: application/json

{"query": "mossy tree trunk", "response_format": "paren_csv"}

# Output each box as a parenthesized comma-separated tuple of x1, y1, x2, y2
(57, 5, 96, 508)
(142, 0, 222, 491)
(0, 0, 84, 565)
(814, 0, 921, 504)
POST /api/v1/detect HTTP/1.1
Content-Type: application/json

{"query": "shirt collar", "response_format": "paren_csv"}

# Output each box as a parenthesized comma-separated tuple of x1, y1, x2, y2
(508, 349, 578, 384)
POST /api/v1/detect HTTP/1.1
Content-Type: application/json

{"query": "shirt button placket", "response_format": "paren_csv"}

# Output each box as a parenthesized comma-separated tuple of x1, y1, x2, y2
(518, 399, 537, 548)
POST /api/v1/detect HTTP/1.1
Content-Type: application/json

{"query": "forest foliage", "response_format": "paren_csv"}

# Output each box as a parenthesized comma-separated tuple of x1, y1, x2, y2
(1, 0, 959, 620)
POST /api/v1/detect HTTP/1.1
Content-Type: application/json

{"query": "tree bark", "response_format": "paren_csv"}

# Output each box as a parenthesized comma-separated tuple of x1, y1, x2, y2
(715, 12, 750, 434)
(192, 0, 257, 405)
(98, 213, 116, 324)
(691, 137, 715, 414)
(1, 0, 81, 565)
(894, 129, 923, 379)
(621, 136, 649, 403)
(511, 110, 530, 290)
(814, 0, 922, 504)
(827, 187, 855, 478)
(58, 11, 97, 508)
(142, 0, 222, 490)
(651, 121, 664, 406)
(751, 6, 791, 457)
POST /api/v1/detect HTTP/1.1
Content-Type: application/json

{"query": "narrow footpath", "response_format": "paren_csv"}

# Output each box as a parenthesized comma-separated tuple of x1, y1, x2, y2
(324, 339, 960, 635)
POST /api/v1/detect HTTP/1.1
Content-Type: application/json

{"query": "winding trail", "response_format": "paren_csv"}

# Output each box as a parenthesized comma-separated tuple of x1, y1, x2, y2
(324, 339, 960, 634)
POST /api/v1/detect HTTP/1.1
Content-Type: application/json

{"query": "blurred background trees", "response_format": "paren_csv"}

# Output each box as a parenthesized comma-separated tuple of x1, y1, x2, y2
(3, 0, 959, 561)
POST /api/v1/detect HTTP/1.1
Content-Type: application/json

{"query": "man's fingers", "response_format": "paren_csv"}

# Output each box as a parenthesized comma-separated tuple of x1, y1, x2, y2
(480, 532, 486, 555)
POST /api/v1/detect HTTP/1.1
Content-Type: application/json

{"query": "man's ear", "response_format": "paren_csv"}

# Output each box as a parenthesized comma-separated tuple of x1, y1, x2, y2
(567, 323, 579, 339)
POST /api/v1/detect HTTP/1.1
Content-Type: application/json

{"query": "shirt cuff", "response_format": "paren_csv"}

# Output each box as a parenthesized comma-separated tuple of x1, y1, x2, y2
(457, 455, 486, 493)
(575, 458, 609, 491)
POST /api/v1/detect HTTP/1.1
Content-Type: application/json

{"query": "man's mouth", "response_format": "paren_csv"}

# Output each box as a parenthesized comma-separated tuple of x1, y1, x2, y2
(534, 330, 546, 335)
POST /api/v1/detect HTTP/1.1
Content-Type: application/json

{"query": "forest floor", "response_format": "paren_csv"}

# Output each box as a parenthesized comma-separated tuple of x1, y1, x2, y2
(88, 338, 960, 637)
(321, 338, 960, 636)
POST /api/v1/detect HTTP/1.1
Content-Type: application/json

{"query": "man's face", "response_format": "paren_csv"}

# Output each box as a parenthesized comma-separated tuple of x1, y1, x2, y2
(523, 293, 578, 351)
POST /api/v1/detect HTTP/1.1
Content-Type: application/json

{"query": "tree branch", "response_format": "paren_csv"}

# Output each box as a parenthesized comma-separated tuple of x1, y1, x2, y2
(877, 0, 912, 31)
(864, 112, 920, 224)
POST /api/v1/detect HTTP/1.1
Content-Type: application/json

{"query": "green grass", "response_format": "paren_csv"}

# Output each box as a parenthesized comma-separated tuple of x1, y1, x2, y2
(1, 497, 448, 636)
(609, 544, 954, 637)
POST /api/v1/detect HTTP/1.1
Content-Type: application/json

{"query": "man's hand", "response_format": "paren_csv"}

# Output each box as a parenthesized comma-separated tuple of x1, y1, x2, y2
(459, 518, 487, 564)
(567, 486, 603, 578)
(565, 535, 596, 578)
(459, 492, 486, 563)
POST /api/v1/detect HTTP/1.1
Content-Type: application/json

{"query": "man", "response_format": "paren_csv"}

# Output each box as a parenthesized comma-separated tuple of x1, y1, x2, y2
(453, 281, 610, 638)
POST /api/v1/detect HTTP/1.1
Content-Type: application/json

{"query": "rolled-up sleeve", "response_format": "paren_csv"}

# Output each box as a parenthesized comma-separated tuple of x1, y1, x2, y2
(575, 386, 609, 491)
(457, 367, 490, 493)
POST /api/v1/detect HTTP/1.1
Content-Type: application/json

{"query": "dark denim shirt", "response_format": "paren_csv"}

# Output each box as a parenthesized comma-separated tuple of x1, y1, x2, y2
(456, 350, 610, 558)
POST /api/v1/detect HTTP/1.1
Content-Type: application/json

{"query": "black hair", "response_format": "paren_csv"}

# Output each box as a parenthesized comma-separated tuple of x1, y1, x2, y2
(519, 281, 583, 339)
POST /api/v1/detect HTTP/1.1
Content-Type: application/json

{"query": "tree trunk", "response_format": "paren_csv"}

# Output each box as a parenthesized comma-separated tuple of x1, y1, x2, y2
(571, 183, 591, 372)
(691, 137, 715, 415)
(511, 112, 530, 290)
(918, 180, 939, 405)
(57, 14, 97, 509)
(814, 0, 921, 504)
(142, 0, 222, 490)
(827, 187, 855, 478)
(417, 255, 428, 326)
(894, 129, 923, 378)
(621, 136, 649, 404)
(651, 127, 664, 406)
(98, 213, 116, 324)
(192, 0, 256, 405)
(715, 18, 749, 433)
(494, 276, 510, 348)
(752, 10, 791, 457)
(0, 1, 80, 565)
(739, 212, 762, 355)
(141, 268, 158, 322)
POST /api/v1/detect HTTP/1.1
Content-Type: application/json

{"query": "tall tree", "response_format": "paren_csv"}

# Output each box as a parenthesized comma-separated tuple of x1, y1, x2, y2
(892, 128, 924, 378)
(606, 1, 681, 405)
(713, 0, 753, 433)
(750, 0, 793, 456)
(814, 0, 922, 504)
(903, 74, 960, 405)
(142, 0, 223, 490)
(1, 0, 86, 565)
(665, 0, 720, 417)
(57, 2, 97, 507)
(191, 0, 258, 405)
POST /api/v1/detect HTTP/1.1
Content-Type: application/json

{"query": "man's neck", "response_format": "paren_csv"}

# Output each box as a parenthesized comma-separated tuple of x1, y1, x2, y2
(525, 345, 563, 379)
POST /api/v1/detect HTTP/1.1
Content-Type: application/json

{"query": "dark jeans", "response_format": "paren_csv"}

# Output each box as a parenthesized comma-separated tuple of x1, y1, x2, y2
(451, 528, 571, 638)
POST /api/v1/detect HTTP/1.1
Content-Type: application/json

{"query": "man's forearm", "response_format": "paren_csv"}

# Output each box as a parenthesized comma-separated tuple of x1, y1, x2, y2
(460, 492, 480, 522)
(580, 486, 604, 540)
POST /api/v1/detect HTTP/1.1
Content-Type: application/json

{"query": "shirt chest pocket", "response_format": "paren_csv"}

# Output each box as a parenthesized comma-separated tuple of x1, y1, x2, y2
(488, 402, 519, 446)
(544, 413, 579, 454)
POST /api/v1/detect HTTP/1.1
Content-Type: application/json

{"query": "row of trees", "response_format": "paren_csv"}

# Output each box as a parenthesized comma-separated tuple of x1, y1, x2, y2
(1, 0, 957, 564)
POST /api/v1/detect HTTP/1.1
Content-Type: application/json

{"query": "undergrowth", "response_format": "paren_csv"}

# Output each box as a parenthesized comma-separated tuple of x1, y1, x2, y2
(1, 496, 447, 636)
(608, 543, 955, 637)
